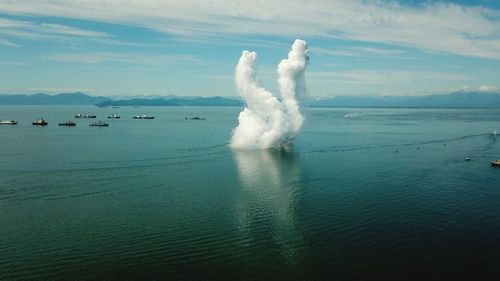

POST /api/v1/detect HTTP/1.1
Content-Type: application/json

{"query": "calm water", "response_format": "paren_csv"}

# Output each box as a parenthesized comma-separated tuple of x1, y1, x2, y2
(1, 106, 500, 280)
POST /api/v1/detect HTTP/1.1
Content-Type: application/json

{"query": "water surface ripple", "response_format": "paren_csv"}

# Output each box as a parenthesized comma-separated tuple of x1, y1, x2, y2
(1, 106, 500, 280)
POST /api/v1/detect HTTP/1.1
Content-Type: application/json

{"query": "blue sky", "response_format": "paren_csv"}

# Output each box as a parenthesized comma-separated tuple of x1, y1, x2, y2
(0, 0, 499, 97)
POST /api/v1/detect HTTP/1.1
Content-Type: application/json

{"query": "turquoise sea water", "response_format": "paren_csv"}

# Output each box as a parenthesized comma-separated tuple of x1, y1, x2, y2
(1, 106, 500, 280)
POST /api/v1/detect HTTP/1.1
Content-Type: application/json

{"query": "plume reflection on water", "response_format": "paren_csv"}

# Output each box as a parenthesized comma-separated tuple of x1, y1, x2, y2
(233, 149, 305, 265)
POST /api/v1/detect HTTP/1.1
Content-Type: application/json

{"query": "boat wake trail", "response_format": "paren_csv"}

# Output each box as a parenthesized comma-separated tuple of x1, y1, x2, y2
(3, 143, 230, 172)
(308, 133, 492, 153)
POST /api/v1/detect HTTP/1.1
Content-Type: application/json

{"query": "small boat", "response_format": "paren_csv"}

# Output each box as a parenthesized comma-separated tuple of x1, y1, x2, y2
(58, 121, 76, 126)
(133, 115, 154, 119)
(0, 120, 17, 125)
(107, 114, 120, 119)
(186, 117, 206, 120)
(89, 121, 109, 127)
(491, 160, 500, 166)
(32, 118, 48, 126)
(464, 157, 471, 161)
(75, 113, 96, 118)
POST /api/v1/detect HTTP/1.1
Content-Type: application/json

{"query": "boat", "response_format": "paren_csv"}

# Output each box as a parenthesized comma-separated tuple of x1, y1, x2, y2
(32, 118, 48, 126)
(58, 121, 76, 126)
(186, 117, 206, 120)
(0, 120, 17, 125)
(133, 115, 154, 119)
(464, 157, 471, 161)
(89, 121, 109, 127)
(491, 160, 500, 166)
(75, 113, 96, 118)
(107, 114, 120, 119)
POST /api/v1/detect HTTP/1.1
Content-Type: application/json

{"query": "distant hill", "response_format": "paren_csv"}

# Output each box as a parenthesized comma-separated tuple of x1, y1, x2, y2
(96, 96, 241, 107)
(101, 91, 500, 108)
(0, 92, 240, 106)
(0, 92, 110, 105)
(2, 91, 500, 108)
(310, 91, 500, 108)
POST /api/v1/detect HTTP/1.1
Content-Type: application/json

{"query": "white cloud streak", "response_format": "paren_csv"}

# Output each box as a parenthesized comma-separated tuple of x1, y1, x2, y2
(0, 17, 165, 48)
(47, 52, 202, 66)
(0, 60, 27, 65)
(0, 17, 132, 47)
(0, 37, 18, 46)
(455, 85, 499, 93)
(478, 85, 498, 92)
(0, 0, 499, 58)
(0, 17, 110, 37)
(313, 46, 406, 58)
(307, 69, 470, 84)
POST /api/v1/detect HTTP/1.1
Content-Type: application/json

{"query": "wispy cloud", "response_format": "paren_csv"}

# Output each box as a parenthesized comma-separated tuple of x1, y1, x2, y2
(205, 74, 233, 80)
(39, 23, 110, 38)
(0, 60, 28, 66)
(0, 1, 499, 59)
(47, 52, 202, 66)
(0, 87, 101, 95)
(0, 17, 111, 37)
(478, 85, 498, 92)
(454, 85, 499, 93)
(351, 47, 406, 56)
(0, 37, 18, 47)
(313, 46, 406, 58)
(307, 69, 470, 85)
(0, 17, 123, 47)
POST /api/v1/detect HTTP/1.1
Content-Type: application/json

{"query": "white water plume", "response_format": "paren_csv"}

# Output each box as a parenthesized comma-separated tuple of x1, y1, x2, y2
(230, 39, 309, 150)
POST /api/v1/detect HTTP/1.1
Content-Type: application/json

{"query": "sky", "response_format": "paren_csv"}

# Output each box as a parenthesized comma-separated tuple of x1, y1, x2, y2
(0, 0, 499, 97)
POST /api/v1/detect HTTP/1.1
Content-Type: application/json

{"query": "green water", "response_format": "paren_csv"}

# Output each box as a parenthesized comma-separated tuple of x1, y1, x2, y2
(1, 106, 500, 280)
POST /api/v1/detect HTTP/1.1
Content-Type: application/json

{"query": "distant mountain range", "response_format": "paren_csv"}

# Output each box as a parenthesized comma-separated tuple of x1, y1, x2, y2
(1, 91, 500, 108)
(96, 96, 241, 107)
(309, 91, 500, 108)
(0, 92, 110, 105)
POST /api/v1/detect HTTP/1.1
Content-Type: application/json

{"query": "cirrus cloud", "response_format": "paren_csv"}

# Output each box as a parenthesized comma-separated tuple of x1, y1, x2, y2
(0, 0, 499, 59)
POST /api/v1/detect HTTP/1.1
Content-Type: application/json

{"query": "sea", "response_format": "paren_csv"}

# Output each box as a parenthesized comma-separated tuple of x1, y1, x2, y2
(1, 106, 500, 281)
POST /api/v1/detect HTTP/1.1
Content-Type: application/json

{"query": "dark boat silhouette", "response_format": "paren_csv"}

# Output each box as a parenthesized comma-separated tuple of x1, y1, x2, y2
(58, 121, 76, 126)
(32, 118, 48, 126)
(89, 121, 109, 127)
